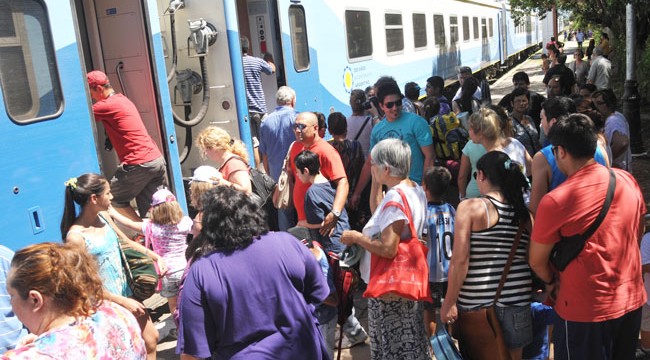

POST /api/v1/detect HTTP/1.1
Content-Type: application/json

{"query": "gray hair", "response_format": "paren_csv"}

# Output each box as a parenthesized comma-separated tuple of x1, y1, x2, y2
(593, 46, 604, 56)
(370, 138, 410, 178)
(276, 86, 296, 106)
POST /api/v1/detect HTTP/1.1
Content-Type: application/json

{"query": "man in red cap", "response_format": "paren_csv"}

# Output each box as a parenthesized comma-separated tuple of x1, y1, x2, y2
(87, 70, 167, 221)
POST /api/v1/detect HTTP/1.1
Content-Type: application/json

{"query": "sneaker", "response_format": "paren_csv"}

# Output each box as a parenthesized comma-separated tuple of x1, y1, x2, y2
(339, 331, 368, 349)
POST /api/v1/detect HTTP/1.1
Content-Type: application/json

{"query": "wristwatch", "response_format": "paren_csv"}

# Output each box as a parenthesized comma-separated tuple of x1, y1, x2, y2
(331, 209, 341, 218)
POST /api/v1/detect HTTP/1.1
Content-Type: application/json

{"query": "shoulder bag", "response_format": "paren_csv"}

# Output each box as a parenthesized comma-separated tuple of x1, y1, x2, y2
(220, 155, 277, 206)
(363, 188, 431, 302)
(452, 221, 525, 360)
(550, 169, 616, 271)
(273, 141, 295, 209)
(431, 323, 463, 360)
(103, 214, 159, 302)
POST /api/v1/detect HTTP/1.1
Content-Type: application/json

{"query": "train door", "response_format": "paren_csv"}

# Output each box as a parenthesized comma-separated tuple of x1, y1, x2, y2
(73, 0, 186, 209)
(0, 0, 100, 249)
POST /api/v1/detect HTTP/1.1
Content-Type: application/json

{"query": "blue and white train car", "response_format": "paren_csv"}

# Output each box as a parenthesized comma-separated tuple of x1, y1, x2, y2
(0, 0, 543, 250)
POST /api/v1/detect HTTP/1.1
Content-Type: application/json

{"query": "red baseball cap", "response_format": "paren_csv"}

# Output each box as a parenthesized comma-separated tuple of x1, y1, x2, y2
(87, 70, 110, 88)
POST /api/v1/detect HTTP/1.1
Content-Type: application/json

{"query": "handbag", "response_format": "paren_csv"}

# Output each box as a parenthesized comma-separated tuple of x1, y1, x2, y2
(363, 188, 431, 302)
(431, 323, 463, 360)
(452, 223, 525, 360)
(103, 214, 159, 302)
(273, 142, 295, 209)
(550, 169, 615, 271)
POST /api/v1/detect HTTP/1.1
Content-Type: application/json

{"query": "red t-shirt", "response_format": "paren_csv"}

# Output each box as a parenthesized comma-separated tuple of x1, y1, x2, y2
(219, 156, 249, 182)
(532, 163, 646, 322)
(289, 138, 346, 221)
(92, 94, 162, 165)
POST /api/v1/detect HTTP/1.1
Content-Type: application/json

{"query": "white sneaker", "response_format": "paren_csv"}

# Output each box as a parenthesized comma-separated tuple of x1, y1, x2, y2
(339, 330, 368, 349)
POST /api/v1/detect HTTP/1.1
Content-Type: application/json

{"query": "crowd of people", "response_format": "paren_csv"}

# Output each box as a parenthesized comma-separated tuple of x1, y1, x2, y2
(0, 31, 646, 360)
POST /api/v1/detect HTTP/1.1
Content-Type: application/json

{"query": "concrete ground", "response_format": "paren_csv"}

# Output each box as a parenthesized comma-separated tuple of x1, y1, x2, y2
(152, 39, 650, 359)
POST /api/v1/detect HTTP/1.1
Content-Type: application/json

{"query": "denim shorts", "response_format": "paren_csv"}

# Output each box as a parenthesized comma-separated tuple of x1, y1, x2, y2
(494, 304, 533, 349)
(161, 269, 183, 298)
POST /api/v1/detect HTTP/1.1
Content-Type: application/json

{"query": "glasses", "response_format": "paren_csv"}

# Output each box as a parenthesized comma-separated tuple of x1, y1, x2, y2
(292, 123, 308, 131)
(384, 99, 403, 109)
(552, 145, 559, 155)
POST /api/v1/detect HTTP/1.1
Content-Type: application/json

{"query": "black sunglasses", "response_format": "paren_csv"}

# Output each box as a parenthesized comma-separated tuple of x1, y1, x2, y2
(292, 123, 308, 131)
(384, 99, 403, 109)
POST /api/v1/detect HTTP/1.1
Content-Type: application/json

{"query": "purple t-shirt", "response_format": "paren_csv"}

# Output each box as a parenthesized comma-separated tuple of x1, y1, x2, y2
(177, 231, 329, 359)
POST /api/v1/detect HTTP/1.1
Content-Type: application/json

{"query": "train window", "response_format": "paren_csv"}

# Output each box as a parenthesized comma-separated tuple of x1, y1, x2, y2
(433, 14, 445, 46)
(0, 0, 62, 123)
(413, 13, 427, 49)
(481, 18, 487, 39)
(345, 10, 373, 60)
(473, 17, 479, 40)
(449, 16, 458, 44)
(385, 13, 404, 53)
(289, 5, 310, 71)
(489, 18, 494, 37)
(462, 16, 470, 41)
(526, 17, 532, 33)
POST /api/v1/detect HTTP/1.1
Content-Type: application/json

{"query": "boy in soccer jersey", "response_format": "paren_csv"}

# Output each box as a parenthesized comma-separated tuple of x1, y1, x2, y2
(422, 166, 456, 336)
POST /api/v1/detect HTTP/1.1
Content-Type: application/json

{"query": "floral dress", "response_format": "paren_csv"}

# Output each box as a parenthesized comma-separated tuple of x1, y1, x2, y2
(1, 301, 146, 359)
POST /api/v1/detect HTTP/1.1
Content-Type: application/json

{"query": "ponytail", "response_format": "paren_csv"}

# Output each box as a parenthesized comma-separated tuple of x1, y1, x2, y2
(59, 173, 109, 239)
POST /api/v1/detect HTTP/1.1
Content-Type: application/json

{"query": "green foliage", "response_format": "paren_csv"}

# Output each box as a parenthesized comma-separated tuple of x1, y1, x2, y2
(637, 37, 650, 103)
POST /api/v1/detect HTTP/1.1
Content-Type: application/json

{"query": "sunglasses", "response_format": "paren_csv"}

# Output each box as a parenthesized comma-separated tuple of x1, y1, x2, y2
(292, 123, 308, 131)
(384, 99, 403, 109)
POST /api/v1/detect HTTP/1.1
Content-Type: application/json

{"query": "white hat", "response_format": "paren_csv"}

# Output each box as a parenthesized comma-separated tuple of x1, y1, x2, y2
(190, 166, 220, 184)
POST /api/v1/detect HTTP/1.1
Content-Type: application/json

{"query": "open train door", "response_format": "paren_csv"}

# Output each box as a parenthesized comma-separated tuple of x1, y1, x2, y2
(73, 0, 187, 210)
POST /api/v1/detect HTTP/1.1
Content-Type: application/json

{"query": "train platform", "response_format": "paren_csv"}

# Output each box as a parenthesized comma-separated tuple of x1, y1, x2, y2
(151, 39, 650, 359)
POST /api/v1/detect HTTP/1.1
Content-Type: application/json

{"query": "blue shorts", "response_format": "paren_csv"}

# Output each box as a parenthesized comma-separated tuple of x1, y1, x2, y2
(160, 269, 183, 298)
(494, 304, 533, 349)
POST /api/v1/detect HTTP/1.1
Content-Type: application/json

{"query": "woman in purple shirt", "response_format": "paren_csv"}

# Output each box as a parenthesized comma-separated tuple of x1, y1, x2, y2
(177, 186, 330, 360)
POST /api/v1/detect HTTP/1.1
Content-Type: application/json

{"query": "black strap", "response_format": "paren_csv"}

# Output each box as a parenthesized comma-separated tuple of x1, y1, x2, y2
(580, 169, 617, 241)
(354, 116, 371, 141)
(494, 222, 525, 304)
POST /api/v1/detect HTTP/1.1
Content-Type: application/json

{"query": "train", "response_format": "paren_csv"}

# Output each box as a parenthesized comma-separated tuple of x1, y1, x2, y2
(0, 0, 546, 250)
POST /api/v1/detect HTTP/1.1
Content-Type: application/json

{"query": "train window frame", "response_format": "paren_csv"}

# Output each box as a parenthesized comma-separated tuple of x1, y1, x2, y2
(288, 5, 310, 72)
(433, 13, 445, 47)
(481, 17, 487, 39)
(412, 13, 427, 50)
(462, 16, 470, 42)
(345, 9, 373, 62)
(449, 15, 458, 45)
(384, 12, 404, 55)
(0, 0, 63, 124)
(489, 18, 494, 38)
(472, 17, 479, 40)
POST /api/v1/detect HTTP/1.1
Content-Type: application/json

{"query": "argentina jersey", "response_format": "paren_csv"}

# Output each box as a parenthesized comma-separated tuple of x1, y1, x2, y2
(425, 203, 456, 283)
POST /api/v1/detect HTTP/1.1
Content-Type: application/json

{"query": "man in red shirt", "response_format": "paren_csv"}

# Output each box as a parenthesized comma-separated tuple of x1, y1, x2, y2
(529, 114, 646, 360)
(288, 112, 348, 236)
(87, 70, 167, 220)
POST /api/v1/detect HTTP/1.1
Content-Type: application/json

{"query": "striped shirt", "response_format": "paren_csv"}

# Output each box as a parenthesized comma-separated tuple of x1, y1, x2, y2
(458, 196, 531, 309)
(0, 245, 27, 354)
(242, 54, 273, 113)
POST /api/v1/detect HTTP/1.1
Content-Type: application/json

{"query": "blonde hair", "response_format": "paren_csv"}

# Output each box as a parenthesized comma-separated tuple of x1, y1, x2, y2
(150, 200, 184, 225)
(189, 181, 216, 209)
(196, 126, 249, 163)
(468, 107, 502, 142)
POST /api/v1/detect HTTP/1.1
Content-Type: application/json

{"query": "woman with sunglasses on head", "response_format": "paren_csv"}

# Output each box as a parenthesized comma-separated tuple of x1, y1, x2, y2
(195, 126, 253, 194)
(441, 151, 533, 360)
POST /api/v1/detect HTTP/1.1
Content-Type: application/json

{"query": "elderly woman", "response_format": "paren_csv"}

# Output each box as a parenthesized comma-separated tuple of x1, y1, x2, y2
(441, 151, 533, 360)
(509, 88, 540, 156)
(177, 186, 329, 359)
(3, 242, 146, 359)
(341, 138, 431, 360)
(195, 126, 253, 194)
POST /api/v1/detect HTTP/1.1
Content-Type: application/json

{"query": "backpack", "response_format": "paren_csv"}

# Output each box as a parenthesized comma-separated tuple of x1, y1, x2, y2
(430, 112, 469, 161)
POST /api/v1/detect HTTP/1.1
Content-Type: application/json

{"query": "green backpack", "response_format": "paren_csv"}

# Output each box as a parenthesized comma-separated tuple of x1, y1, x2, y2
(430, 112, 469, 161)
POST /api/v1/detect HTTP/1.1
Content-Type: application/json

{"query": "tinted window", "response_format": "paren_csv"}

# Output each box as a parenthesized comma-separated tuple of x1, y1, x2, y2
(449, 16, 458, 44)
(289, 6, 309, 71)
(0, 0, 62, 123)
(462, 16, 470, 41)
(481, 18, 487, 39)
(473, 17, 479, 39)
(385, 13, 404, 53)
(345, 10, 372, 59)
(413, 13, 427, 48)
(433, 14, 445, 46)
(489, 18, 494, 37)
